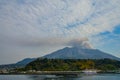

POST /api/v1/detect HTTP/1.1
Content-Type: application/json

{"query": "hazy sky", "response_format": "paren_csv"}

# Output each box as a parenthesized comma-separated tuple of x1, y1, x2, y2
(0, 0, 120, 64)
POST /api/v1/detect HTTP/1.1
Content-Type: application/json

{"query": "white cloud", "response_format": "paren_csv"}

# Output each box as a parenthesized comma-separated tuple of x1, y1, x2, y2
(1, 0, 120, 38)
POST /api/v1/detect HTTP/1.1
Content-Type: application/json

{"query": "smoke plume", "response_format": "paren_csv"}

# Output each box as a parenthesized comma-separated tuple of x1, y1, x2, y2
(68, 38, 93, 49)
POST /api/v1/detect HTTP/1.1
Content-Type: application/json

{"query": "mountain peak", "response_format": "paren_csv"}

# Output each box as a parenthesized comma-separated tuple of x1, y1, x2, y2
(43, 47, 120, 60)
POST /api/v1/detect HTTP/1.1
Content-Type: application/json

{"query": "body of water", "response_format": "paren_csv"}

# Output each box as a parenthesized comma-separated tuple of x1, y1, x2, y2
(0, 74, 120, 80)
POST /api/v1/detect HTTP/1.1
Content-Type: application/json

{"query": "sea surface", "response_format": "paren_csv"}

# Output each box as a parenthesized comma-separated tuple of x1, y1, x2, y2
(0, 74, 120, 80)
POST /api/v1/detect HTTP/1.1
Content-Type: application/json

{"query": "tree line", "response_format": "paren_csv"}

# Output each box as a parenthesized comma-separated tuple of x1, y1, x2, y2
(20, 58, 120, 71)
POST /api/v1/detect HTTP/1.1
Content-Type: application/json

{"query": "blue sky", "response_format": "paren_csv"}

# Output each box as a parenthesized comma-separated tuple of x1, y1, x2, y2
(0, 0, 120, 64)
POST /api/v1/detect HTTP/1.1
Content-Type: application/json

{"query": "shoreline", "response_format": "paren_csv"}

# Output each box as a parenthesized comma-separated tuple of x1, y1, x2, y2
(0, 71, 120, 75)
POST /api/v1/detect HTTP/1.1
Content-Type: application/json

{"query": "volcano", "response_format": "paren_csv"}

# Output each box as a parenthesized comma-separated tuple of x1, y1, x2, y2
(43, 46, 120, 60)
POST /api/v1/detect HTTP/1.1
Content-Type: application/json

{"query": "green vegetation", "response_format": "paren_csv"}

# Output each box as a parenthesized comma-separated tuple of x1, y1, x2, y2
(24, 58, 120, 71)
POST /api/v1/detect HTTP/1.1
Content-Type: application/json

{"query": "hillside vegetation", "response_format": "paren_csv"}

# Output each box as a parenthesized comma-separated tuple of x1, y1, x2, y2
(24, 58, 120, 71)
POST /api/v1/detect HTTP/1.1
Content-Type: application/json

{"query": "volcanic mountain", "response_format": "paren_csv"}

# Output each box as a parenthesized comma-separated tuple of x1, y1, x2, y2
(43, 46, 120, 60)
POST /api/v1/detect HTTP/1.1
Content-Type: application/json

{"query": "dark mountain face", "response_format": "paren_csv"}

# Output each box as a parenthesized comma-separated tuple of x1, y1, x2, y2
(43, 47, 120, 60)
(15, 58, 36, 66)
(0, 58, 36, 69)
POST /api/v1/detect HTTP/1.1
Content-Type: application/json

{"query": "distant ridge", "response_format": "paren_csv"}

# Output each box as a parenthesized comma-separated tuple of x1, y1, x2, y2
(16, 58, 36, 65)
(0, 58, 36, 69)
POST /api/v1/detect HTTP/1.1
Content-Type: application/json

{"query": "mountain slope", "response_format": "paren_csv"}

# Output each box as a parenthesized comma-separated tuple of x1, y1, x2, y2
(43, 47, 120, 60)
(16, 58, 36, 66)
(0, 58, 36, 69)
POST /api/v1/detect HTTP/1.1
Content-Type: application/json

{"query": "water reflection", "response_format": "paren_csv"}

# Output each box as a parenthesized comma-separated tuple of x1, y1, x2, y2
(0, 74, 120, 80)
(27, 75, 80, 80)
(26, 74, 120, 80)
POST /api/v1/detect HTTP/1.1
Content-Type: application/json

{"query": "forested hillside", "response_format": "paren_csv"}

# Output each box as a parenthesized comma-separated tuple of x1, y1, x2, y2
(24, 58, 120, 71)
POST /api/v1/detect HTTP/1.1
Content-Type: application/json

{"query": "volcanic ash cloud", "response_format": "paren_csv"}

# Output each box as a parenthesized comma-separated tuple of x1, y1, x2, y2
(68, 38, 93, 49)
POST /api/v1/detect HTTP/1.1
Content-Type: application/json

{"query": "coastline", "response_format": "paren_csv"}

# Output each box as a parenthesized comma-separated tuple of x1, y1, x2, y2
(0, 71, 120, 75)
